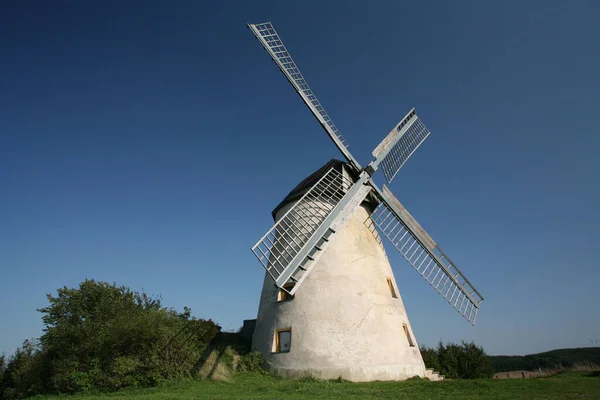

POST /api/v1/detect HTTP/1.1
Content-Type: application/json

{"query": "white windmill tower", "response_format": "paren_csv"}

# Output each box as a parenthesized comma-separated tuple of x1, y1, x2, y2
(247, 22, 484, 381)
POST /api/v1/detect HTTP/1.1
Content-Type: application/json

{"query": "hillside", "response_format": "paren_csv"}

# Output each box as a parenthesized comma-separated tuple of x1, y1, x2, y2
(489, 347, 600, 372)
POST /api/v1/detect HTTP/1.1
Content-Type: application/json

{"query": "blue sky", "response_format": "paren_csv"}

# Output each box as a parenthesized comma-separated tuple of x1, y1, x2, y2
(1, 1, 599, 357)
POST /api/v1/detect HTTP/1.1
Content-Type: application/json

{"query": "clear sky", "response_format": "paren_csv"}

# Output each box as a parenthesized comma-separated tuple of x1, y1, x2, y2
(1, 1, 599, 357)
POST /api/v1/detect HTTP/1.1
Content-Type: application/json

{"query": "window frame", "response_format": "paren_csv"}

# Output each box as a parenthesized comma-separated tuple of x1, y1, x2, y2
(402, 324, 415, 347)
(386, 277, 398, 298)
(272, 328, 292, 353)
(277, 283, 296, 302)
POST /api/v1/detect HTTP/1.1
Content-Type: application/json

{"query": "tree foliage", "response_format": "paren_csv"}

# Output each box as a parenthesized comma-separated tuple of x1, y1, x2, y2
(421, 341, 494, 379)
(489, 348, 600, 372)
(0, 279, 220, 398)
(0, 340, 43, 399)
(0, 354, 4, 390)
(237, 352, 266, 373)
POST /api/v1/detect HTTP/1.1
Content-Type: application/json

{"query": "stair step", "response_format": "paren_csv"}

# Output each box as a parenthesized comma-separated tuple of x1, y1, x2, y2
(424, 368, 445, 381)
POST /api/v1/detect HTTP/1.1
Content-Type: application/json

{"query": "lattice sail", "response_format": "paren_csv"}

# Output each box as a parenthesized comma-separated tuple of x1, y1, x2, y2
(252, 167, 355, 293)
(371, 109, 430, 184)
(371, 186, 484, 325)
(248, 22, 361, 170)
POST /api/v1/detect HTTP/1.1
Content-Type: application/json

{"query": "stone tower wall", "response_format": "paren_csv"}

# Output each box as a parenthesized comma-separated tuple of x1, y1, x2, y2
(252, 197, 426, 381)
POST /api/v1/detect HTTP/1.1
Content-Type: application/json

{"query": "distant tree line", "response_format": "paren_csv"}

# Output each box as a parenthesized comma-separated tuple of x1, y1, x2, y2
(0, 280, 220, 399)
(489, 348, 600, 372)
(420, 341, 494, 379)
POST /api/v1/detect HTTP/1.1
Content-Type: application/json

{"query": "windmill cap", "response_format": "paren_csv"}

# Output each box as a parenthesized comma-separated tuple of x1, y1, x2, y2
(271, 159, 353, 220)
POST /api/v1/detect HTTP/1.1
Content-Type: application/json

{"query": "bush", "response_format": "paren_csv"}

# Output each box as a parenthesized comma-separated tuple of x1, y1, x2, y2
(0, 354, 5, 391)
(0, 340, 43, 399)
(420, 345, 440, 374)
(237, 352, 265, 373)
(1, 279, 220, 398)
(421, 341, 494, 379)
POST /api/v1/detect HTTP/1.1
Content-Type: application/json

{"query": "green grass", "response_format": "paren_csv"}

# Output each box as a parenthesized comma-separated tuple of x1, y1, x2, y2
(37, 371, 600, 400)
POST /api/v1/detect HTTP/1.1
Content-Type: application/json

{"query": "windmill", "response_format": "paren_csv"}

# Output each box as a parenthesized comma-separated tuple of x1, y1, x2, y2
(589, 338, 599, 347)
(247, 22, 484, 381)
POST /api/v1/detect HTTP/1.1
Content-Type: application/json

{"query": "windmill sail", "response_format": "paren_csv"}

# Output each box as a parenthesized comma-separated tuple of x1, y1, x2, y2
(252, 167, 372, 295)
(371, 185, 484, 325)
(248, 21, 484, 326)
(248, 22, 362, 171)
(371, 109, 430, 184)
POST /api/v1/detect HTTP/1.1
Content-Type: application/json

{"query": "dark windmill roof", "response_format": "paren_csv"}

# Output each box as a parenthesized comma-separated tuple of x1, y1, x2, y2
(271, 159, 356, 220)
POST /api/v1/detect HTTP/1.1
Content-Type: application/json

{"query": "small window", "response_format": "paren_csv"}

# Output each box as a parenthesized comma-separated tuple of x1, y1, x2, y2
(386, 278, 398, 298)
(403, 324, 415, 347)
(277, 283, 295, 302)
(273, 328, 292, 353)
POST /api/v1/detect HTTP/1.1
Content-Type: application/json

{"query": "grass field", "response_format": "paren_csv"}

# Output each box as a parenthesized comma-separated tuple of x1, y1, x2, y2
(40, 371, 600, 400)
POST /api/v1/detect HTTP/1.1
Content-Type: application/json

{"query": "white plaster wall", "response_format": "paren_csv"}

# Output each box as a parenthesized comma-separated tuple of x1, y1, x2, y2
(252, 199, 426, 381)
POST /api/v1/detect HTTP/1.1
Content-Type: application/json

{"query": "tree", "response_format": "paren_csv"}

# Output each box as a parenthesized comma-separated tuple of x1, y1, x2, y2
(419, 345, 440, 373)
(33, 279, 219, 394)
(421, 341, 494, 379)
(0, 354, 4, 386)
(0, 340, 43, 399)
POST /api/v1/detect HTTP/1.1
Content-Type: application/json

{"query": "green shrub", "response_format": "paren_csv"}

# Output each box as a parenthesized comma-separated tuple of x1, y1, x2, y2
(0, 354, 5, 392)
(1, 279, 220, 398)
(420, 345, 441, 374)
(421, 341, 494, 379)
(237, 352, 265, 372)
(0, 340, 43, 399)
